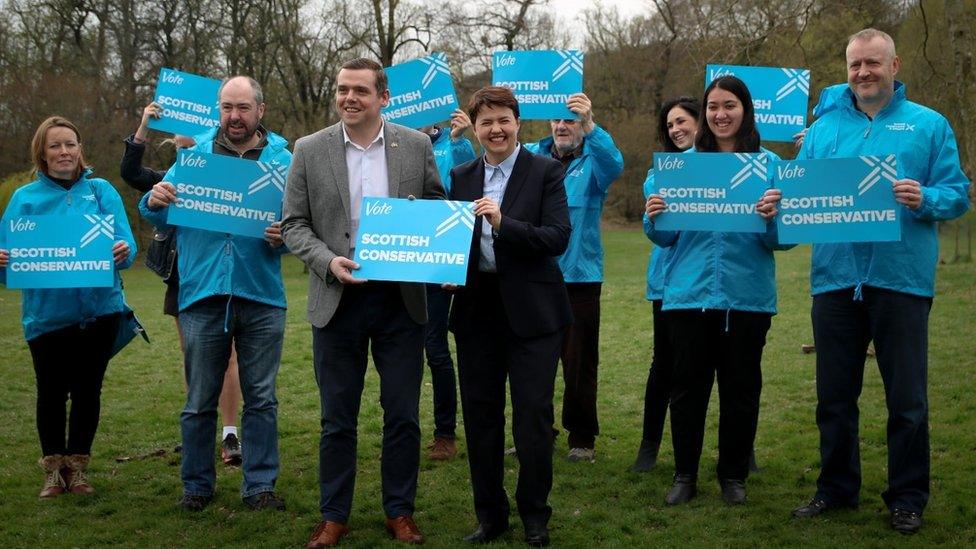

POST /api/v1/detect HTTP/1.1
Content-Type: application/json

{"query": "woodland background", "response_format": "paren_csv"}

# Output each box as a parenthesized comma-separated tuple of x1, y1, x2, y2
(0, 0, 973, 235)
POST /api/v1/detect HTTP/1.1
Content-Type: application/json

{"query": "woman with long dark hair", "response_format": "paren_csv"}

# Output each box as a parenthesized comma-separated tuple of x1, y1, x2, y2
(645, 76, 788, 505)
(631, 96, 700, 472)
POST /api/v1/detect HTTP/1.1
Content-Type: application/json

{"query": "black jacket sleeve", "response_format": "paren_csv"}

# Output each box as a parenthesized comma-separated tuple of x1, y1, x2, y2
(120, 134, 165, 193)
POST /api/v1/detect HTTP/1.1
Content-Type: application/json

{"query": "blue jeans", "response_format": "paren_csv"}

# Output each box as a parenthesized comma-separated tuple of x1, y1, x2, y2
(424, 284, 457, 439)
(179, 296, 285, 498)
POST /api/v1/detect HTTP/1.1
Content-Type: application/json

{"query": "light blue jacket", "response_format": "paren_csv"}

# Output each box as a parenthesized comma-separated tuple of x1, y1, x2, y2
(641, 169, 672, 301)
(798, 82, 970, 298)
(139, 127, 291, 311)
(645, 148, 792, 314)
(0, 170, 137, 341)
(525, 125, 624, 282)
(431, 129, 476, 193)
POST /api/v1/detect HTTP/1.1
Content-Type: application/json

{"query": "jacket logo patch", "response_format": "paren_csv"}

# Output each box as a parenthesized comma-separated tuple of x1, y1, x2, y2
(885, 122, 915, 131)
(568, 168, 584, 177)
(83, 194, 96, 201)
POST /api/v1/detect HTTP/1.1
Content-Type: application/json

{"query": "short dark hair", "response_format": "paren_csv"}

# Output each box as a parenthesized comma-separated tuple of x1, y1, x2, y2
(467, 86, 520, 123)
(695, 76, 760, 153)
(658, 96, 701, 152)
(340, 57, 388, 95)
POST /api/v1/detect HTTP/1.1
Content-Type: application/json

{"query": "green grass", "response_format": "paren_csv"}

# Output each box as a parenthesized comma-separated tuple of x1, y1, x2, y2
(1, 227, 974, 547)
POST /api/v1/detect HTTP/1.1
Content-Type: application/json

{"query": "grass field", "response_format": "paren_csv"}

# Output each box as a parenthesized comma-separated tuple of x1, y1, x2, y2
(1, 227, 974, 547)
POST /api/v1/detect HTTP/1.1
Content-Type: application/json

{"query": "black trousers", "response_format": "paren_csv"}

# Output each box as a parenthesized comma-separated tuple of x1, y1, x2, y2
(640, 300, 673, 450)
(667, 309, 770, 480)
(27, 313, 121, 456)
(455, 273, 562, 528)
(812, 286, 932, 514)
(560, 282, 601, 449)
(312, 282, 424, 522)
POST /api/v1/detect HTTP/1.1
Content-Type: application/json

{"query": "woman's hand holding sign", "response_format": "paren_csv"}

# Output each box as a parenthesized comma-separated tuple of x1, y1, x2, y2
(757, 188, 782, 220)
(645, 194, 667, 219)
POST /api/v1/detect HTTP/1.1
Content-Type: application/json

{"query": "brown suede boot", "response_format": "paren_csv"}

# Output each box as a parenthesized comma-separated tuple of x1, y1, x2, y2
(38, 455, 66, 499)
(62, 454, 94, 495)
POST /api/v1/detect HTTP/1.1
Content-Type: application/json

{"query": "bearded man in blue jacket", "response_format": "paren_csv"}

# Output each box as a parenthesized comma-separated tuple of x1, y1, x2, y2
(524, 93, 624, 461)
(140, 76, 292, 513)
(791, 29, 970, 535)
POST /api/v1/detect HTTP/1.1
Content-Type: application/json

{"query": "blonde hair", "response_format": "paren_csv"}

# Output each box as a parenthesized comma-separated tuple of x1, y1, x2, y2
(847, 28, 897, 60)
(30, 116, 88, 179)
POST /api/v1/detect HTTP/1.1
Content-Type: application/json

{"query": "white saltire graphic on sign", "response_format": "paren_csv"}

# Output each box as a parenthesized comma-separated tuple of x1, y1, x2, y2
(420, 53, 451, 90)
(248, 162, 288, 195)
(80, 215, 114, 248)
(858, 155, 897, 196)
(553, 50, 584, 82)
(731, 153, 768, 189)
(434, 201, 476, 238)
(775, 68, 810, 101)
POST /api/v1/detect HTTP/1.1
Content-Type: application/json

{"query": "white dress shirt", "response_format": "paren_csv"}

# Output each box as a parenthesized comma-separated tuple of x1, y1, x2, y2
(342, 123, 389, 246)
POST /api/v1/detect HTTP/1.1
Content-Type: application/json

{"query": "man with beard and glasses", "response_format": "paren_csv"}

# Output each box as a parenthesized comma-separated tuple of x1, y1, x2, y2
(524, 93, 623, 462)
(140, 75, 292, 513)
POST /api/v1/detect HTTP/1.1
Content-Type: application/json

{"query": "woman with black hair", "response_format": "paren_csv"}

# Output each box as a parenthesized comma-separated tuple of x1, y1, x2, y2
(645, 76, 789, 505)
(631, 96, 699, 472)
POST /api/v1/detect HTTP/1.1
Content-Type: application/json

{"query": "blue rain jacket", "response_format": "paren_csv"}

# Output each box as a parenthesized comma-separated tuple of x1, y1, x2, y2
(645, 148, 792, 314)
(641, 168, 673, 301)
(139, 127, 291, 311)
(431, 129, 476, 193)
(798, 82, 970, 298)
(525, 125, 624, 282)
(0, 170, 137, 340)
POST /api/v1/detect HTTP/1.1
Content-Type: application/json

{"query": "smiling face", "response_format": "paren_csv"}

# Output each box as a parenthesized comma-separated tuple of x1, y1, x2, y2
(335, 68, 390, 131)
(846, 36, 899, 109)
(666, 106, 698, 151)
(219, 77, 265, 145)
(705, 88, 744, 151)
(43, 126, 81, 180)
(474, 104, 520, 165)
(550, 118, 583, 155)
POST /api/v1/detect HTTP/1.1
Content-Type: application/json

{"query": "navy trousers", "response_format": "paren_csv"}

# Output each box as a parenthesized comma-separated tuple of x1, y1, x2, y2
(812, 286, 932, 514)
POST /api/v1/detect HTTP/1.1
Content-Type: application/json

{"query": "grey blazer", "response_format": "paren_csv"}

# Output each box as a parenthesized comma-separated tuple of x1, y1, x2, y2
(281, 122, 446, 328)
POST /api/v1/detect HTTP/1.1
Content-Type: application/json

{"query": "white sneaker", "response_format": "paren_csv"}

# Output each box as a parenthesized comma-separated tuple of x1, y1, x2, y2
(567, 447, 595, 462)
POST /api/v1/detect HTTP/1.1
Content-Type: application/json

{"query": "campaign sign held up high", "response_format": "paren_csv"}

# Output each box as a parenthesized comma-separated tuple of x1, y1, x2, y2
(492, 50, 583, 120)
(705, 64, 810, 142)
(773, 156, 901, 244)
(354, 198, 475, 285)
(382, 53, 459, 129)
(652, 152, 770, 233)
(5, 214, 115, 289)
(147, 68, 221, 136)
(168, 149, 289, 239)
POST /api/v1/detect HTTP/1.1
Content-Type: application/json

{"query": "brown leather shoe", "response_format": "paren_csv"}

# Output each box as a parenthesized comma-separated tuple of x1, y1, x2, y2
(306, 521, 349, 548)
(62, 454, 94, 495)
(38, 455, 66, 499)
(386, 515, 424, 544)
(426, 437, 457, 460)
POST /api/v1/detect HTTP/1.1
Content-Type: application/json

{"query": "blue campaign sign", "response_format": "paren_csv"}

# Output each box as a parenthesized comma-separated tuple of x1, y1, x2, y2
(492, 50, 583, 120)
(773, 155, 901, 244)
(705, 64, 810, 142)
(382, 53, 460, 129)
(167, 149, 289, 239)
(147, 68, 221, 136)
(354, 198, 475, 285)
(652, 152, 770, 233)
(5, 214, 115, 289)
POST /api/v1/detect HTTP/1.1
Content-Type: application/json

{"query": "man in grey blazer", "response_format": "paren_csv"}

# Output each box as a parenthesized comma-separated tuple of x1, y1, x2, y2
(281, 58, 445, 548)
